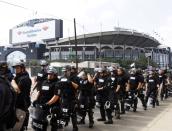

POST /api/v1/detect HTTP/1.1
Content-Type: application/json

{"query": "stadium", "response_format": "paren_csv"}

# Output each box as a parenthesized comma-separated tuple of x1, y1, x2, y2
(9, 18, 171, 68)
(47, 28, 170, 68)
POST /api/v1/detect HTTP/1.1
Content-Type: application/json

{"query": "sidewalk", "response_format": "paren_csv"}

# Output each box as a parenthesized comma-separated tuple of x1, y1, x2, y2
(141, 99, 172, 131)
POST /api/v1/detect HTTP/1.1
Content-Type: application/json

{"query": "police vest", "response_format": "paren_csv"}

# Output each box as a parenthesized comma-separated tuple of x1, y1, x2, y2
(147, 77, 157, 89)
(106, 76, 117, 90)
(129, 76, 138, 89)
(96, 78, 106, 89)
(59, 77, 76, 100)
(79, 79, 92, 96)
(39, 80, 56, 104)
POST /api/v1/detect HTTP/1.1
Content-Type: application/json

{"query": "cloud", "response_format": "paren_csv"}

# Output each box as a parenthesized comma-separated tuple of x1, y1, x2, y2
(1, 0, 172, 48)
(158, 16, 172, 47)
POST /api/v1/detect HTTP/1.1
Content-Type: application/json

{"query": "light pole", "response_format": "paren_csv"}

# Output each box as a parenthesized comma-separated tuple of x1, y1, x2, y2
(74, 18, 78, 70)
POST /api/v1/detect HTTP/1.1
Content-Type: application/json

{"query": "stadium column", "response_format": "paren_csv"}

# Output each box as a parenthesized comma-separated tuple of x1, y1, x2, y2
(59, 47, 62, 60)
(82, 47, 85, 61)
(49, 47, 51, 61)
(94, 47, 97, 61)
(82, 33, 86, 61)
(168, 47, 171, 68)
(112, 41, 115, 58)
(123, 44, 126, 60)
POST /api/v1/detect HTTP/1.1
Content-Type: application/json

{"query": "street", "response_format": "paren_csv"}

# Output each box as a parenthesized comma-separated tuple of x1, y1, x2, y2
(28, 97, 172, 131)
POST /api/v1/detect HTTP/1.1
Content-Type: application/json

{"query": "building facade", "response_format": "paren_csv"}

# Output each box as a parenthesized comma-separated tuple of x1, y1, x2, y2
(46, 28, 170, 68)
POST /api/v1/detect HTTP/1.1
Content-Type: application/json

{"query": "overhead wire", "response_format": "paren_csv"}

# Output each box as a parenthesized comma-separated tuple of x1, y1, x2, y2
(0, 0, 90, 34)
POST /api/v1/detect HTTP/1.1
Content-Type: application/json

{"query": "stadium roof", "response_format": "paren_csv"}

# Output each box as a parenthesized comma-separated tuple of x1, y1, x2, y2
(14, 18, 57, 28)
(57, 28, 160, 48)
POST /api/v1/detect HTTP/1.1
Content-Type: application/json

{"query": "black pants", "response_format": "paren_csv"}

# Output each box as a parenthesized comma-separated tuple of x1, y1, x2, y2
(79, 96, 94, 123)
(0, 123, 7, 131)
(160, 85, 168, 100)
(99, 101, 106, 119)
(117, 93, 125, 113)
(130, 90, 138, 109)
(145, 89, 157, 107)
(80, 108, 94, 123)
(62, 100, 78, 129)
(50, 106, 63, 131)
(106, 108, 113, 121)
(138, 91, 146, 107)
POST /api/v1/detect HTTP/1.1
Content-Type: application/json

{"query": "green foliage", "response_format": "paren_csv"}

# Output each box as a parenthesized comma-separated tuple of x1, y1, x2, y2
(97, 55, 158, 69)
(135, 55, 158, 69)
(26, 59, 39, 66)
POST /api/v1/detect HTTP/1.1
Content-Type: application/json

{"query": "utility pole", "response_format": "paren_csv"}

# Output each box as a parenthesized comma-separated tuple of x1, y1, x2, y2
(74, 18, 78, 69)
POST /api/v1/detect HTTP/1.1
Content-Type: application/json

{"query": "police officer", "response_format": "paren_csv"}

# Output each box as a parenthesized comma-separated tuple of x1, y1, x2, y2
(11, 61, 32, 131)
(109, 67, 121, 119)
(34, 66, 61, 131)
(77, 71, 95, 128)
(94, 68, 108, 122)
(159, 69, 168, 101)
(56, 65, 79, 131)
(136, 68, 147, 110)
(145, 71, 159, 108)
(33, 60, 49, 92)
(103, 66, 119, 124)
(70, 66, 79, 84)
(126, 68, 140, 112)
(116, 67, 128, 114)
(0, 61, 16, 131)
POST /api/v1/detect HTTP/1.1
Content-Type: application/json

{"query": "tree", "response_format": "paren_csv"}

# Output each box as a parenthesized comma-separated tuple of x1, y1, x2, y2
(135, 54, 158, 69)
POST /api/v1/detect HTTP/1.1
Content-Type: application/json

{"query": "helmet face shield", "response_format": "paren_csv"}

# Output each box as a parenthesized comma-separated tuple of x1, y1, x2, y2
(47, 66, 57, 80)
(62, 65, 71, 77)
(47, 66, 57, 74)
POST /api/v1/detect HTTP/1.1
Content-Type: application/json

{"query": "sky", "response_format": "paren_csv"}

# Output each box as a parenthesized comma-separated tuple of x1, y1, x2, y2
(0, 0, 172, 48)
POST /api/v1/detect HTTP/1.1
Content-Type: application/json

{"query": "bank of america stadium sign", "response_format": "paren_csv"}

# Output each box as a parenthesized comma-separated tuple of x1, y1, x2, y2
(9, 20, 63, 44)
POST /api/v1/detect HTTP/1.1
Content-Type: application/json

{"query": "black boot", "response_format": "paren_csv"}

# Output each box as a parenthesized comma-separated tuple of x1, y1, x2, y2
(104, 119, 113, 124)
(73, 126, 78, 131)
(77, 119, 85, 124)
(88, 110, 94, 128)
(97, 118, 106, 121)
(156, 100, 159, 106)
(120, 100, 125, 114)
(97, 105, 106, 121)
(89, 122, 94, 128)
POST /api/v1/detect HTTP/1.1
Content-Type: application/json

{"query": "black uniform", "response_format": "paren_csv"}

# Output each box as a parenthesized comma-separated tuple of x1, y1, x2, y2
(36, 78, 61, 131)
(78, 78, 95, 127)
(35, 70, 48, 91)
(137, 74, 146, 108)
(57, 76, 78, 131)
(14, 71, 31, 130)
(145, 75, 159, 108)
(105, 75, 119, 122)
(127, 74, 139, 111)
(0, 76, 16, 131)
(95, 76, 108, 121)
(159, 74, 167, 100)
(117, 74, 128, 114)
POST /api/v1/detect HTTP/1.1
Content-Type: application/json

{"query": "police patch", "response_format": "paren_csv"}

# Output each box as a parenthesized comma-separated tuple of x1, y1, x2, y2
(42, 86, 49, 90)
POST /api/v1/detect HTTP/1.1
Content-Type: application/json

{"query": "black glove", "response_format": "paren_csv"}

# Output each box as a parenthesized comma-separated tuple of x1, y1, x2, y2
(32, 100, 38, 107)
(41, 103, 50, 110)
